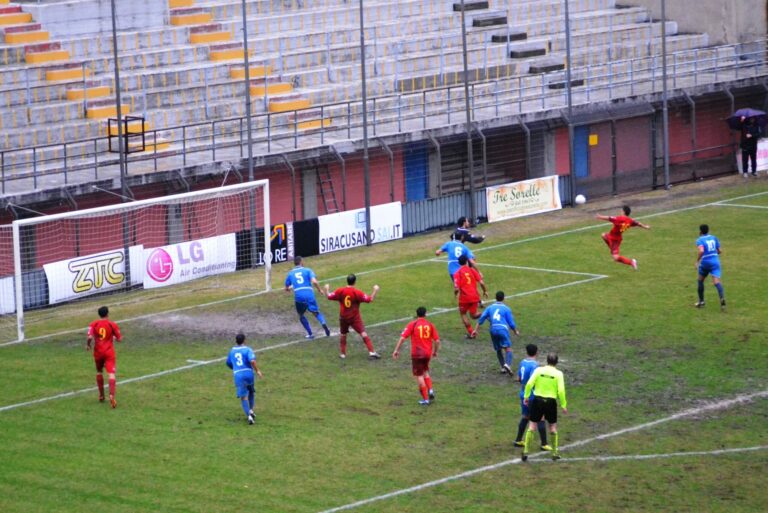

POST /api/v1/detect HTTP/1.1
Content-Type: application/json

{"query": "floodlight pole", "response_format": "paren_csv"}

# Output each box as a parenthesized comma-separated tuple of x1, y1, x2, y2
(661, 0, 671, 189)
(565, 0, 577, 205)
(360, 0, 372, 246)
(460, 0, 476, 222)
(241, 0, 259, 267)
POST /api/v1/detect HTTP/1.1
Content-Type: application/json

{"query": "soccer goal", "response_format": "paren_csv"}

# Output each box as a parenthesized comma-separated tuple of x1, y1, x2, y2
(2, 180, 271, 344)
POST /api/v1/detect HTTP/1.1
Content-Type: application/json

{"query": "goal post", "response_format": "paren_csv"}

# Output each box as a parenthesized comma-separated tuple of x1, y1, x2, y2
(5, 179, 271, 344)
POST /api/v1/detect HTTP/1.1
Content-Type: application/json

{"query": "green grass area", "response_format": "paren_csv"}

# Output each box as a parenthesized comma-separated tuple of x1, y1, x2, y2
(1, 178, 767, 513)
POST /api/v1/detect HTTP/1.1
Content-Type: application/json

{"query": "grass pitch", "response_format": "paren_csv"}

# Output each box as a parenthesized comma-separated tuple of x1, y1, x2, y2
(0, 177, 766, 513)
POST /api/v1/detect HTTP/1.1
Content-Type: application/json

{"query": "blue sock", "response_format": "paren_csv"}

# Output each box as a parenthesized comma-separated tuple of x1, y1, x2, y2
(315, 312, 327, 326)
(299, 315, 312, 336)
(505, 351, 513, 367)
(240, 398, 250, 416)
(697, 280, 704, 302)
(248, 389, 255, 410)
(715, 283, 724, 299)
(495, 349, 505, 367)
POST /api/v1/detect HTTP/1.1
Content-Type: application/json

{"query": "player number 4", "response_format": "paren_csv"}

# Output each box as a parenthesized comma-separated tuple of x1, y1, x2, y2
(492, 310, 502, 322)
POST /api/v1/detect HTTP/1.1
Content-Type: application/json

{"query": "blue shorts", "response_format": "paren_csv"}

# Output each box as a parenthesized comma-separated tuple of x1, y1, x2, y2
(698, 260, 721, 279)
(295, 297, 320, 315)
(520, 393, 535, 417)
(490, 330, 511, 351)
(234, 370, 255, 398)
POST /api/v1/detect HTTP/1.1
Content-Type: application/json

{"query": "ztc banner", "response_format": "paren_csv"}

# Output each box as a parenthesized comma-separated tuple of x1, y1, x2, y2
(486, 176, 562, 223)
(318, 202, 403, 254)
(44, 245, 144, 305)
(143, 234, 236, 289)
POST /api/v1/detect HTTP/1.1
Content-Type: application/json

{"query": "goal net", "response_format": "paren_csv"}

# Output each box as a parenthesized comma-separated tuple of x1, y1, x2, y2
(0, 180, 271, 344)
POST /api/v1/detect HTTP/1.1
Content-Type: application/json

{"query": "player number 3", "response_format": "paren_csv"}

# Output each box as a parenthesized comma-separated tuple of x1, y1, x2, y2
(234, 353, 244, 367)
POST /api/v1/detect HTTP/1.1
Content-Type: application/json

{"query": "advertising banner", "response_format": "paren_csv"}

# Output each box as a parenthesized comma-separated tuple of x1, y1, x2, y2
(44, 245, 144, 305)
(143, 234, 236, 289)
(254, 223, 293, 266)
(0, 276, 14, 315)
(486, 176, 562, 223)
(318, 202, 403, 254)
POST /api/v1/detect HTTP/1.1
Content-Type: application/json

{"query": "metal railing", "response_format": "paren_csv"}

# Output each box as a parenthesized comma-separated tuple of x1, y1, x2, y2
(0, 40, 765, 193)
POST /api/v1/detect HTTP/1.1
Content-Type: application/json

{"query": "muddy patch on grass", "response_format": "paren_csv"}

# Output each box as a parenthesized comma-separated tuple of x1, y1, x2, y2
(145, 310, 307, 340)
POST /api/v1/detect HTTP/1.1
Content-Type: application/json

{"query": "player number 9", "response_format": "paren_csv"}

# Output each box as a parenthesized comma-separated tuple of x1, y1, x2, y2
(98, 327, 107, 339)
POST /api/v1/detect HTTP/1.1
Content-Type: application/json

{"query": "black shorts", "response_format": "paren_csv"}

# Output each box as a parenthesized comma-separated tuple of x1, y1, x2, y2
(529, 396, 558, 424)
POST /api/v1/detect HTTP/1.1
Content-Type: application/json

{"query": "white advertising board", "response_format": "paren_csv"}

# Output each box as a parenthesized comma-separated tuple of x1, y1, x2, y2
(486, 176, 562, 223)
(318, 202, 403, 254)
(143, 234, 237, 289)
(0, 276, 14, 315)
(44, 245, 144, 305)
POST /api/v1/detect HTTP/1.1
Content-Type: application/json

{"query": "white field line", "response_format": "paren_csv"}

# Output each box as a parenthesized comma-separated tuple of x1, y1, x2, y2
(469, 261, 607, 278)
(713, 203, 768, 210)
(526, 445, 768, 464)
(0, 278, 602, 414)
(316, 390, 768, 513)
(4, 190, 766, 348)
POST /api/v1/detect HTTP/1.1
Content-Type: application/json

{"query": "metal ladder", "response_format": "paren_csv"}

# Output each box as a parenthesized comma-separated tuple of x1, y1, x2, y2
(316, 167, 339, 214)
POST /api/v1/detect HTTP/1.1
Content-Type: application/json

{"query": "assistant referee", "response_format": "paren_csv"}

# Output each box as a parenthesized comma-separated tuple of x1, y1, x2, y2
(522, 353, 568, 461)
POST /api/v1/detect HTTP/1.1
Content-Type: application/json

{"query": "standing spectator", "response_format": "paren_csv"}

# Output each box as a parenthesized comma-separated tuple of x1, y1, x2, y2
(740, 116, 760, 177)
(325, 275, 381, 359)
(522, 352, 568, 461)
(392, 306, 441, 405)
(86, 306, 122, 409)
(285, 256, 331, 339)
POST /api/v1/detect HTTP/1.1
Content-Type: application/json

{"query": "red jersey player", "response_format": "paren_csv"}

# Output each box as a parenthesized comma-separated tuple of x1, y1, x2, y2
(454, 254, 487, 338)
(393, 306, 441, 405)
(86, 306, 122, 408)
(325, 274, 381, 359)
(596, 205, 650, 269)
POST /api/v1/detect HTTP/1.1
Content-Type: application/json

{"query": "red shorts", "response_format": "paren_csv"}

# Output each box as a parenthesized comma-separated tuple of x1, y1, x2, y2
(339, 314, 365, 335)
(94, 350, 116, 374)
(602, 234, 622, 255)
(458, 301, 479, 316)
(411, 357, 430, 376)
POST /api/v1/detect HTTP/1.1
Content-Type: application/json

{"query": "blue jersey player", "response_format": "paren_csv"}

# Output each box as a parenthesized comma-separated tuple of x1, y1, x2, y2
(435, 233, 478, 280)
(472, 290, 519, 374)
(514, 344, 550, 451)
(285, 256, 331, 339)
(226, 333, 263, 425)
(694, 224, 725, 310)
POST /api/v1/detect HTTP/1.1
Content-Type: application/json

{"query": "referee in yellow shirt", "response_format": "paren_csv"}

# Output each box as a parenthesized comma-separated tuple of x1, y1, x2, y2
(522, 352, 568, 461)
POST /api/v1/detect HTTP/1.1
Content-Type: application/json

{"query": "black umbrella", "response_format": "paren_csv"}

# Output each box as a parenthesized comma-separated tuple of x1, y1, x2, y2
(727, 108, 767, 130)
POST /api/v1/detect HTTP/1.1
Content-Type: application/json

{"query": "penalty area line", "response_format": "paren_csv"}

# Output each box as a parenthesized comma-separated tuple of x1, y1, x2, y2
(526, 445, 768, 465)
(316, 390, 768, 513)
(712, 202, 768, 210)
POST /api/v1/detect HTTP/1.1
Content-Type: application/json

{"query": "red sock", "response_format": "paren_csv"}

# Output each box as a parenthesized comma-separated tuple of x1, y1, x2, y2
(340, 336, 347, 355)
(465, 324, 474, 335)
(419, 384, 429, 400)
(108, 378, 116, 398)
(96, 374, 104, 398)
(424, 376, 433, 391)
(362, 336, 374, 352)
(617, 256, 632, 266)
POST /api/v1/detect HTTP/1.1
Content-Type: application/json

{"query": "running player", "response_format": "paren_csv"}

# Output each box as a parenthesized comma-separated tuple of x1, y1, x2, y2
(225, 333, 263, 425)
(285, 255, 331, 339)
(86, 306, 122, 408)
(435, 232, 479, 280)
(393, 306, 441, 405)
(522, 352, 568, 461)
(596, 205, 650, 269)
(472, 291, 519, 373)
(325, 274, 381, 359)
(454, 254, 487, 338)
(695, 224, 725, 309)
(514, 344, 550, 451)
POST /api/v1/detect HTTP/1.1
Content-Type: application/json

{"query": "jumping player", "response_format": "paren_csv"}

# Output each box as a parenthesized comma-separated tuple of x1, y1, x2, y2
(285, 255, 331, 339)
(695, 224, 725, 309)
(454, 254, 487, 338)
(393, 306, 441, 405)
(435, 233, 479, 281)
(86, 306, 122, 408)
(325, 275, 381, 359)
(473, 291, 519, 373)
(514, 344, 550, 451)
(596, 205, 650, 269)
(453, 216, 485, 244)
(225, 333, 263, 425)
(522, 352, 568, 461)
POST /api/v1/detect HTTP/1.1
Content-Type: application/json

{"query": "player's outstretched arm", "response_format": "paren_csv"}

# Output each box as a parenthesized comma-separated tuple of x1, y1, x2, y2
(323, 283, 331, 298)
(595, 214, 610, 221)
(370, 284, 380, 301)
(638, 222, 651, 230)
(392, 337, 405, 359)
(434, 248, 443, 256)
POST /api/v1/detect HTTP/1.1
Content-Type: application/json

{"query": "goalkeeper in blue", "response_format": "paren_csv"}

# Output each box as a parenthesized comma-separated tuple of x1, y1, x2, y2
(694, 224, 725, 310)
(522, 352, 568, 461)
(226, 333, 263, 425)
(285, 256, 331, 339)
(472, 290, 519, 374)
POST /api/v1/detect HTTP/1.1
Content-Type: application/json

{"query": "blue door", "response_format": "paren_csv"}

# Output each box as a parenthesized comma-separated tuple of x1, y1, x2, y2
(574, 126, 589, 178)
(404, 142, 428, 201)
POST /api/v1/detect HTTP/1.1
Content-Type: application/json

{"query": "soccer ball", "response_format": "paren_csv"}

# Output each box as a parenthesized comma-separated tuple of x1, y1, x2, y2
(574, 194, 586, 205)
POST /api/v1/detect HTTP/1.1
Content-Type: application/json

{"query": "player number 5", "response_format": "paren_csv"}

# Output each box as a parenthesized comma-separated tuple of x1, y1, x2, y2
(294, 272, 304, 284)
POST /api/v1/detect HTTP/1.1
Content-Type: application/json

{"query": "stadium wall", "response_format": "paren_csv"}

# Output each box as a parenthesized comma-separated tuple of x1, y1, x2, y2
(624, 0, 767, 45)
